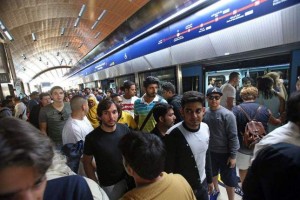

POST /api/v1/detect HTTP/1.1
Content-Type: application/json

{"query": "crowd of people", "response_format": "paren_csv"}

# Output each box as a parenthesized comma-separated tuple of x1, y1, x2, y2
(0, 72, 300, 200)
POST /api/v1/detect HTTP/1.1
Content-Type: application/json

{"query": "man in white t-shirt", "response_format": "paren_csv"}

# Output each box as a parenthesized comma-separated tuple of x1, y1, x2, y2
(12, 97, 27, 120)
(121, 80, 138, 117)
(220, 72, 240, 110)
(62, 95, 93, 144)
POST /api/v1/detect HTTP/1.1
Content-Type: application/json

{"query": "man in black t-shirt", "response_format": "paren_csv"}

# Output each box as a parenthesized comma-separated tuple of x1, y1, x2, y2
(83, 99, 131, 200)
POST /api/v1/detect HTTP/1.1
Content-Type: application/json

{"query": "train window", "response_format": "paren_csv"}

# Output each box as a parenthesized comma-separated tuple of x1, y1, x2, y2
(138, 67, 176, 95)
(182, 76, 199, 92)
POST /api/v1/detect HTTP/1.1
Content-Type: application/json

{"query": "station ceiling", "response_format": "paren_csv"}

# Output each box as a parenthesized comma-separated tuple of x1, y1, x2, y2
(0, 0, 149, 85)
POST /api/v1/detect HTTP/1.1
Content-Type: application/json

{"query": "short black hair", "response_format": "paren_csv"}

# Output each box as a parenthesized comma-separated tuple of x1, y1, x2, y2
(39, 92, 50, 100)
(181, 91, 205, 108)
(152, 103, 173, 122)
(242, 77, 253, 84)
(143, 76, 160, 88)
(110, 93, 120, 99)
(123, 80, 135, 90)
(286, 91, 300, 123)
(229, 72, 240, 81)
(161, 82, 175, 94)
(1, 99, 11, 107)
(119, 131, 166, 180)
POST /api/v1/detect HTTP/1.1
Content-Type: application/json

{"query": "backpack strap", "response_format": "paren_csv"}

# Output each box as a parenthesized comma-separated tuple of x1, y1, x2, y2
(237, 105, 251, 122)
(139, 96, 164, 131)
(238, 105, 262, 122)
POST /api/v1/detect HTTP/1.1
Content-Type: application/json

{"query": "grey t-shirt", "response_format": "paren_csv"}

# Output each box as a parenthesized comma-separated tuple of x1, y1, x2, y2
(203, 106, 239, 158)
(39, 102, 71, 145)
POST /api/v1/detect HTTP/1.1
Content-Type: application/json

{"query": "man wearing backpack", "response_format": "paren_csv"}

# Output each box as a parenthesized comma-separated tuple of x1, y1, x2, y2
(232, 86, 282, 184)
(203, 87, 239, 200)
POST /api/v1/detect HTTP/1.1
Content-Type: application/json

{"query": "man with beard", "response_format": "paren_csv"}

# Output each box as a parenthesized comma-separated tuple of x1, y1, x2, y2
(134, 76, 167, 132)
(82, 99, 131, 200)
(151, 103, 176, 139)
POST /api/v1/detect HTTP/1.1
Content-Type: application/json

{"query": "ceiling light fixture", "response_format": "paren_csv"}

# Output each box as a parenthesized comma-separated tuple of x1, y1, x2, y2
(91, 10, 107, 29)
(91, 20, 99, 30)
(0, 20, 14, 41)
(74, 17, 80, 27)
(94, 32, 101, 39)
(4, 31, 13, 41)
(32, 33, 36, 41)
(97, 10, 107, 21)
(60, 27, 65, 35)
(78, 4, 86, 17)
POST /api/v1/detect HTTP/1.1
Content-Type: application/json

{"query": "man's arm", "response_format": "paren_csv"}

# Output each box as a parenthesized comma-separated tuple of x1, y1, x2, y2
(39, 122, 47, 136)
(82, 154, 98, 184)
(226, 97, 234, 110)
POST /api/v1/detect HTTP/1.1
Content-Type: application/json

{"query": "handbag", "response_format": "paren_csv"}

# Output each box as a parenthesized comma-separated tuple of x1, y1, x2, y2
(61, 140, 84, 173)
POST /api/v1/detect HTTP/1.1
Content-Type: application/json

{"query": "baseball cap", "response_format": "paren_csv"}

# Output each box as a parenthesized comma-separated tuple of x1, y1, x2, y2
(206, 87, 223, 96)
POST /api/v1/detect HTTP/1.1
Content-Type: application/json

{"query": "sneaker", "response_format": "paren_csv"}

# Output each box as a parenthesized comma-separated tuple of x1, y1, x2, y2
(235, 185, 244, 196)
(210, 190, 220, 200)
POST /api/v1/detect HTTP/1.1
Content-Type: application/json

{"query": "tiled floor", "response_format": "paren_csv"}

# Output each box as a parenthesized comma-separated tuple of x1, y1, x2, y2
(216, 184, 242, 200)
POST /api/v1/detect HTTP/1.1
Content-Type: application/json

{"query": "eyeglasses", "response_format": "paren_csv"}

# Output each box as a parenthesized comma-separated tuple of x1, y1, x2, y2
(58, 111, 64, 121)
(208, 95, 221, 100)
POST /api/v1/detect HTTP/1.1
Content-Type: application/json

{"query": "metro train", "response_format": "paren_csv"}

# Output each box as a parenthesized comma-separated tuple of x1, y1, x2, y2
(65, 0, 300, 97)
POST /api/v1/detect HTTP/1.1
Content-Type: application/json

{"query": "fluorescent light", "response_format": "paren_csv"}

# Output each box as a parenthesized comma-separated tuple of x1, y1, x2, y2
(97, 10, 107, 21)
(78, 4, 86, 17)
(74, 18, 80, 27)
(32, 33, 36, 41)
(0, 20, 5, 30)
(94, 32, 101, 39)
(4, 31, 13, 41)
(60, 27, 65, 35)
(91, 20, 99, 30)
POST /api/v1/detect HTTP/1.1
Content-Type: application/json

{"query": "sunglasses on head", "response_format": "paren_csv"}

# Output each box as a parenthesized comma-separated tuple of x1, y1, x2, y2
(208, 95, 221, 100)
(58, 111, 64, 121)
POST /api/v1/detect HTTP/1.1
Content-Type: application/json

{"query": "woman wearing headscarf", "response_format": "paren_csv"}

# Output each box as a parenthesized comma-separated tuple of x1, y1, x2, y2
(86, 97, 99, 128)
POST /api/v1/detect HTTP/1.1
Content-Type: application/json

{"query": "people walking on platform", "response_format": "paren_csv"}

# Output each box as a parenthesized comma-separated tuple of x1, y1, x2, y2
(82, 99, 131, 200)
(84, 87, 97, 100)
(151, 102, 176, 138)
(236, 77, 253, 105)
(203, 87, 240, 200)
(0, 99, 13, 118)
(87, 96, 100, 128)
(232, 86, 282, 184)
(119, 131, 196, 200)
(12, 96, 27, 120)
(111, 93, 137, 130)
(62, 95, 93, 145)
(252, 91, 300, 161)
(39, 86, 71, 148)
(28, 91, 40, 112)
(134, 76, 167, 132)
(121, 80, 138, 118)
(161, 82, 183, 123)
(256, 76, 285, 132)
(28, 92, 51, 129)
(220, 72, 240, 110)
(164, 91, 213, 200)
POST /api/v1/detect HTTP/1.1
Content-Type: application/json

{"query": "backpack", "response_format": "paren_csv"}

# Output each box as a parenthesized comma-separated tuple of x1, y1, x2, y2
(238, 105, 266, 149)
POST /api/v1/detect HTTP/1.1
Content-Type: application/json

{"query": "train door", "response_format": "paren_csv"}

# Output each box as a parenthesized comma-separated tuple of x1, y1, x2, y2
(204, 64, 290, 97)
(115, 74, 135, 94)
(138, 67, 176, 96)
(181, 65, 203, 93)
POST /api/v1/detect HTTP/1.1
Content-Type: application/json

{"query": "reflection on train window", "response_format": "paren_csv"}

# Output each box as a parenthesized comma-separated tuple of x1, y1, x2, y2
(207, 75, 225, 88)
(182, 76, 199, 92)
(138, 67, 176, 96)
